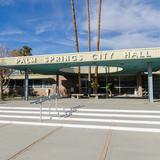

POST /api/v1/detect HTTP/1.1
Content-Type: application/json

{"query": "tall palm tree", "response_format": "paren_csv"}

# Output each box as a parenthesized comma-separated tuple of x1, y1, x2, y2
(87, 0, 91, 93)
(94, 0, 102, 93)
(71, 0, 82, 94)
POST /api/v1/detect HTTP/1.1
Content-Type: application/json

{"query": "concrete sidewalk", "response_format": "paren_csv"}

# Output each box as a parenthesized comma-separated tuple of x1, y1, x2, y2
(0, 99, 160, 160)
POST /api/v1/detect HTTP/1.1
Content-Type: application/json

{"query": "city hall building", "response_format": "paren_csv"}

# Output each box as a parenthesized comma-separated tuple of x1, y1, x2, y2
(1, 47, 160, 103)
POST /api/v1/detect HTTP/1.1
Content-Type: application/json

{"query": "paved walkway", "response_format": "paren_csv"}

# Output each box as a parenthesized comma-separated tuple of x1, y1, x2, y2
(0, 98, 160, 160)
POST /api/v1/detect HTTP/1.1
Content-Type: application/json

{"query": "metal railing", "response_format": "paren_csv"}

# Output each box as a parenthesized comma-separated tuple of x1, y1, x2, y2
(30, 95, 57, 121)
(30, 95, 78, 121)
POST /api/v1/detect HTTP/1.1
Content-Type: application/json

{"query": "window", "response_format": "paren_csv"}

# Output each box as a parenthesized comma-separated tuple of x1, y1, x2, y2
(42, 79, 53, 88)
(33, 80, 42, 88)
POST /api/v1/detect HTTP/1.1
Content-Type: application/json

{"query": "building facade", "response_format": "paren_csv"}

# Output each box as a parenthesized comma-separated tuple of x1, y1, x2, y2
(6, 70, 160, 99)
(1, 47, 160, 102)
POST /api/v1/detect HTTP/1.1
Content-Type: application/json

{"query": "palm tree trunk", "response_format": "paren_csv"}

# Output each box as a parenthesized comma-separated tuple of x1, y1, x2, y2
(97, 0, 102, 51)
(94, 0, 102, 93)
(71, 0, 82, 94)
(87, 0, 91, 94)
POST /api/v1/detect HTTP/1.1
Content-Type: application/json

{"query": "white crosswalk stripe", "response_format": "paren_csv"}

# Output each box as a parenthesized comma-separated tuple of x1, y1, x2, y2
(0, 106, 160, 133)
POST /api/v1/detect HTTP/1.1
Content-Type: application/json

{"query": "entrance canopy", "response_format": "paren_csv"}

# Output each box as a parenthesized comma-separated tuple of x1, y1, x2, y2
(0, 47, 160, 75)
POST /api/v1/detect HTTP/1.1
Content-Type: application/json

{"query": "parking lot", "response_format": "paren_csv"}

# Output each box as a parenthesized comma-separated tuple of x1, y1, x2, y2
(0, 98, 160, 160)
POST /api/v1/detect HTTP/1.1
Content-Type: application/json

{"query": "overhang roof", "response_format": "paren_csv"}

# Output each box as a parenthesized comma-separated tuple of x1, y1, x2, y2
(0, 47, 160, 75)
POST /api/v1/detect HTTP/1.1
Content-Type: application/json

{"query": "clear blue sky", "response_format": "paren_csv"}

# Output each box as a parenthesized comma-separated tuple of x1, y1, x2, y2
(0, 0, 160, 55)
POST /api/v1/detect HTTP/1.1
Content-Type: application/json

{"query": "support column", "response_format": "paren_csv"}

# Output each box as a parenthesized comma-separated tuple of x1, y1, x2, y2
(56, 74, 59, 95)
(24, 70, 29, 101)
(136, 72, 143, 97)
(94, 65, 98, 94)
(88, 66, 91, 95)
(118, 75, 121, 96)
(78, 66, 82, 94)
(148, 63, 153, 103)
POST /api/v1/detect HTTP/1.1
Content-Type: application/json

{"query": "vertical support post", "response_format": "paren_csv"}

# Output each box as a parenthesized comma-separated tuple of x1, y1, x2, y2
(105, 67, 108, 96)
(78, 66, 82, 94)
(94, 65, 98, 93)
(148, 63, 153, 103)
(136, 72, 143, 97)
(88, 66, 91, 95)
(24, 70, 29, 101)
(119, 75, 121, 96)
(56, 74, 59, 96)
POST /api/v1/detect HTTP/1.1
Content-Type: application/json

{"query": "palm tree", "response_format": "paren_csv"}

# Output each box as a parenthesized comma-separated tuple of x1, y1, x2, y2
(71, 0, 82, 94)
(87, 0, 91, 93)
(11, 46, 32, 57)
(94, 0, 102, 93)
(20, 46, 32, 56)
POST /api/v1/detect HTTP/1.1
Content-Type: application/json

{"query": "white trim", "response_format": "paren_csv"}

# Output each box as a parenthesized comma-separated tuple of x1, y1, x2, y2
(1, 114, 160, 125)
(1, 110, 160, 119)
(0, 107, 160, 114)
(0, 120, 160, 133)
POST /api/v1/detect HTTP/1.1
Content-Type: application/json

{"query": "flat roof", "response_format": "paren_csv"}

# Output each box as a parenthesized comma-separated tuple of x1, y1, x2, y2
(1, 47, 160, 75)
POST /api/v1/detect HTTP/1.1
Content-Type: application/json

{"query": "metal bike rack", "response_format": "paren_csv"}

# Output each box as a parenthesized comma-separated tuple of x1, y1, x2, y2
(30, 96, 50, 121)
(30, 95, 61, 121)
(30, 95, 79, 121)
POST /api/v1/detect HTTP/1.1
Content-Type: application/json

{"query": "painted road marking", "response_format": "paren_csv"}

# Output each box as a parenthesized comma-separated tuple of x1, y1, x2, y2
(0, 114, 160, 125)
(1, 110, 160, 119)
(0, 120, 160, 133)
(0, 107, 160, 114)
